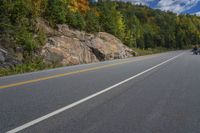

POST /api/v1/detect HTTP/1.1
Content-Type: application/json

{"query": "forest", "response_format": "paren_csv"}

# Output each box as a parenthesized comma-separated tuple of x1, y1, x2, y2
(1, 0, 200, 52)
(0, 0, 200, 75)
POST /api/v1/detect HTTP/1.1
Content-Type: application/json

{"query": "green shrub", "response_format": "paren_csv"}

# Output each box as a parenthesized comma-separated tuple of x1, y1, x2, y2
(36, 29, 47, 46)
(66, 11, 86, 30)
(15, 28, 37, 53)
(0, 57, 47, 76)
(45, 0, 69, 25)
(85, 11, 99, 33)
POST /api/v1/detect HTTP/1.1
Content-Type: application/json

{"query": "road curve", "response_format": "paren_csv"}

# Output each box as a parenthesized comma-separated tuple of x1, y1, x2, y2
(1, 50, 200, 133)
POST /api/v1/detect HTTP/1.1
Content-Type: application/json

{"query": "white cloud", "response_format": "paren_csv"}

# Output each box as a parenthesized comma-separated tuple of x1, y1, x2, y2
(118, 0, 200, 14)
(194, 11, 200, 16)
(156, 0, 199, 13)
(116, 0, 154, 5)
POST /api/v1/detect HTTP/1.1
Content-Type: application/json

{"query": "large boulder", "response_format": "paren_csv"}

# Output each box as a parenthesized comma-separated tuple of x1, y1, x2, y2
(89, 32, 134, 61)
(41, 36, 98, 65)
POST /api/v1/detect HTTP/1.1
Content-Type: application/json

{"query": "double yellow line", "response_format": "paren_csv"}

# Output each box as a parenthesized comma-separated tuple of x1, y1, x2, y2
(0, 60, 135, 89)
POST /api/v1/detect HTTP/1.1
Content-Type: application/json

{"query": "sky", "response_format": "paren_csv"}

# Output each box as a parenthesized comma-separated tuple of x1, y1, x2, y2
(119, 0, 200, 15)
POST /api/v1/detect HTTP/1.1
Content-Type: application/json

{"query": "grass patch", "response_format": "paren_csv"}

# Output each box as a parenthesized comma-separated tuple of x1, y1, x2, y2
(0, 57, 60, 77)
(133, 47, 171, 56)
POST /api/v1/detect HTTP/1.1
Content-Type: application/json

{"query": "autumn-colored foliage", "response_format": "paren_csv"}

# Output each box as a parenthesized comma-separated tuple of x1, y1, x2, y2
(70, 0, 90, 13)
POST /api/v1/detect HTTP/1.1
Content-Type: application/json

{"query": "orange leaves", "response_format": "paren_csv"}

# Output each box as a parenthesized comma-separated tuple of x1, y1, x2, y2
(70, 0, 90, 14)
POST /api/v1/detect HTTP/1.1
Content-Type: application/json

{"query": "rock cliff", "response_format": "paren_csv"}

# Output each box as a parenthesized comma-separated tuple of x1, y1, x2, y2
(0, 18, 135, 68)
(38, 19, 135, 66)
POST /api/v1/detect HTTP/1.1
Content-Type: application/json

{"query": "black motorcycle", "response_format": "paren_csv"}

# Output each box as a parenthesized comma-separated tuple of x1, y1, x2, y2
(192, 48, 200, 55)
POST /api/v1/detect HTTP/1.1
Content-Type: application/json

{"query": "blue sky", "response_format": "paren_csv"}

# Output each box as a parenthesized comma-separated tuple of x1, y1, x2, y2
(119, 0, 200, 15)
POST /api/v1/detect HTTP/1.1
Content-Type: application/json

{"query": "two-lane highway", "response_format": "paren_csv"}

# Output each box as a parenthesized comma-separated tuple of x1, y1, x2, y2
(1, 51, 200, 133)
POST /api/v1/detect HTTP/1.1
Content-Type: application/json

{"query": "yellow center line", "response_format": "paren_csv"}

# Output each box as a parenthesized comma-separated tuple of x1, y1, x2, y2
(0, 60, 136, 89)
(0, 54, 157, 90)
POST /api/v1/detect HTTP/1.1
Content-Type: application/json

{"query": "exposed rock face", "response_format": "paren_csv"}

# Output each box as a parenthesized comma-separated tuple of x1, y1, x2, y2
(42, 36, 98, 65)
(39, 18, 135, 66)
(0, 49, 6, 63)
(0, 48, 21, 68)
(89, 32, 134, 61)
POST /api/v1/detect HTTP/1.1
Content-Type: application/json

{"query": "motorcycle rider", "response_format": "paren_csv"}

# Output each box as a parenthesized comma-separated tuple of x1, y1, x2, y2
(193, 45, 198, 51)
(193, 45, 199, 55)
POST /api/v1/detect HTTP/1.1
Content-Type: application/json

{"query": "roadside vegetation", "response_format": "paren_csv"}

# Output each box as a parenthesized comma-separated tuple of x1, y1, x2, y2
(0, 0, 200, 76)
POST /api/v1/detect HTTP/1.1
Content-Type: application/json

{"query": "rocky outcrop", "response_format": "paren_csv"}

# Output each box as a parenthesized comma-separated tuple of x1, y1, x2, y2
(89, 32, 135, 61)
(38, 19, 135, 66)
(42, 36, 98, 65)
(0, 48, 21, 68)
(0, 18, 135, 69)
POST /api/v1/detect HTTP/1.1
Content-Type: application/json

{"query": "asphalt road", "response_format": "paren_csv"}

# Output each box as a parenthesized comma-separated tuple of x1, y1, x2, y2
(1, 50, 200, 133)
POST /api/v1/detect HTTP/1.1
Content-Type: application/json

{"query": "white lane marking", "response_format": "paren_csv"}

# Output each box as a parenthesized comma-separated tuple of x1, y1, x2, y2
(6, 52, 184, 133)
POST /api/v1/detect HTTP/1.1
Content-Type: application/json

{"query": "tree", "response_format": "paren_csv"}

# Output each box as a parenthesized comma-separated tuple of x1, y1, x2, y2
(70, 0, 90, 14)
(97, 2, 125, 40)
(45, 0, 69, 24)
(85, 10, 100, 32)
(65, 11, 86, 30)
(30, 0, 48, 18)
